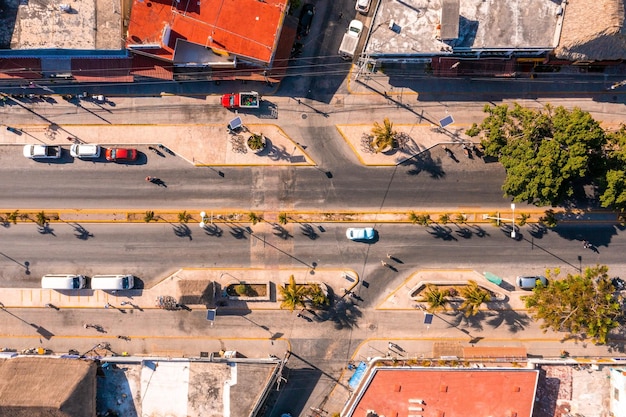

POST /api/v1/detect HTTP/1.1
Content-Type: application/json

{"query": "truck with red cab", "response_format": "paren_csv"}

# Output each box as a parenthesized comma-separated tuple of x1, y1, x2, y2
(221, 92, 260, 109)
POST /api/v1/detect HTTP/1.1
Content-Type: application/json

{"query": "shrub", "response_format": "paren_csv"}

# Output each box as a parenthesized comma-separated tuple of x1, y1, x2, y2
(235, 284, 251, 296)
(247, 133, 265, 151)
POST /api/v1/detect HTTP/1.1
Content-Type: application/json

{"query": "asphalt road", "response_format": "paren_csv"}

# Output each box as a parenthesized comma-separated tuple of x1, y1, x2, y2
(1, 221, 623, 289)
(0, 144, 511, 211)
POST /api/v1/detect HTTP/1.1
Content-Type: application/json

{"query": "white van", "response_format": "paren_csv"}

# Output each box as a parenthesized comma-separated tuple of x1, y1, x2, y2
(41, 274, 86, 290)
(90, 275, 135, 290)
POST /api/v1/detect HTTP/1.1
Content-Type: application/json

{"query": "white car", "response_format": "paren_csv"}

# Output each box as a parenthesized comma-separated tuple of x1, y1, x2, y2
(70, 144, 101, 158)
(356, 0, 371, 14)
(346, 227, 375, 241)
(23, 144, 61, 159)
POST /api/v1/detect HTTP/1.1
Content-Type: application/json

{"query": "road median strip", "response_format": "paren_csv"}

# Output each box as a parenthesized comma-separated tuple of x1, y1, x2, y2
(0, 208, 620, 225)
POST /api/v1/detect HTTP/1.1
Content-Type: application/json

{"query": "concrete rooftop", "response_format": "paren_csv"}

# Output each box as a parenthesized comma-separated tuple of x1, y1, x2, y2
(1, 0, 123, 50)
(365, 0, 563, 56)
(97, 359, 279, 417)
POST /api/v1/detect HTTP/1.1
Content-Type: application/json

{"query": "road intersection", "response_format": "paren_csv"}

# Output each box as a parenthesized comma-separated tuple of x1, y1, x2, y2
(1, 73, 626, 416)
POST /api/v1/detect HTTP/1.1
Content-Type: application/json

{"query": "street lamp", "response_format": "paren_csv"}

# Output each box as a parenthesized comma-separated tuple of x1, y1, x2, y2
(199, 211, 207, 229)
(510, 203, 516, 239)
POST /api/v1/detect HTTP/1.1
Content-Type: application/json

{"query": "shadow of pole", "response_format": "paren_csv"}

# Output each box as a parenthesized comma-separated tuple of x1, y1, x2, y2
(223, 220, 316, 271)
(522, 236, 580, 271)
(287, 350, 350, 390)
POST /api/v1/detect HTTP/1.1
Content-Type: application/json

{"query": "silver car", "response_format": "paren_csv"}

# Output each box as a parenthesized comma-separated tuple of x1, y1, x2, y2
(516, 275, 547, 290)
(70, 144, 101, 158)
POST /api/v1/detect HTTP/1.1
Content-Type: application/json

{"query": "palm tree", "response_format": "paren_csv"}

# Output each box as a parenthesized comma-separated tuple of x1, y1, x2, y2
(306, 284, 329, 308)
(279, 275, 308, 311)
(247, 133, 266, 151)
(278, 212, 288, 225)
(248, 212, 263, 225)
(35, 211, 48, 226)
(459, 280, 491, 317)
(370, 117, 397, 153)
(438, 213, 450, 224)
(518, 213, 530, 226)
(423, 285, 448, 312)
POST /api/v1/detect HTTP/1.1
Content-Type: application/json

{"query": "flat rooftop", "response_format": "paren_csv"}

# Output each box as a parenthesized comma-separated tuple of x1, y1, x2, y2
(345, 367, 539, 417)
(97, 359, 279, 417)
(365, 0, 562, 56)
(0, 0, 123, 51)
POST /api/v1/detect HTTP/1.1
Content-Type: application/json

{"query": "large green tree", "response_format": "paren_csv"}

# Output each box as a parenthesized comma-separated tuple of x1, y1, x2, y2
(600, 126, 626, 210)
(522, 265, 621, 345)
(467, 103, 607, 207)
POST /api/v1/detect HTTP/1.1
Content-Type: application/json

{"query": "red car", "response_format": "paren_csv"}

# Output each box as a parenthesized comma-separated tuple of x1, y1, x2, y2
(105, 147, 137, 162)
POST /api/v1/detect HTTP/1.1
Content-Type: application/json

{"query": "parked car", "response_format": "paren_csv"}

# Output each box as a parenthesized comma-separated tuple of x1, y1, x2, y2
(346, 227, 375, 241)
(298, 4, 315, 37)
(70, 144, 101, 158)
(516, 275, 547, 290)
(105, 147, 137, 162)
(356, 0, 372, 14)
(23, 144, 61, 159)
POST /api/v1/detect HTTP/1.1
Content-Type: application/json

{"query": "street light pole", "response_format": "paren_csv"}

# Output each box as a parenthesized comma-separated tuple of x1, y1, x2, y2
(510, 203, 516, 239)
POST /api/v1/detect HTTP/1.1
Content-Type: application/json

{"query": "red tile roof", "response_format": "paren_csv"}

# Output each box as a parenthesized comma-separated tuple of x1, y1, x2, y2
(127, 0, 288, 64)
(346, 367, 539, 417)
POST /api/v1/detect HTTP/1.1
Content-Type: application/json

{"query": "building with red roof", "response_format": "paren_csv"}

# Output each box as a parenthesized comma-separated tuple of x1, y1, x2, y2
(342, 365, 539, 417)
(126, 0, 294, 81)
(0, 0, 294, 83)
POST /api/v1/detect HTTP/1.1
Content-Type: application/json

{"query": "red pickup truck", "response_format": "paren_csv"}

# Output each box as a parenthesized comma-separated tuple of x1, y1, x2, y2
(221, 92, 260, 109)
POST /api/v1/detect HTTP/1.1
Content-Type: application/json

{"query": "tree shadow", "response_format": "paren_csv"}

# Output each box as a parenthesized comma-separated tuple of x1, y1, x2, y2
(324, 298, 362, 330)
(203, 224, 223, 237)
(483, 309, 532, 334)
(37, 223, 56, 236)
(528, 223, 548, 239)
(300, 223, 319, 240)
(428, 224, 457, 241)
(229, 225, 247, 239)
(272, 224, 293, 240)
(172, 224, 192, 240)
(398, 149, 445, 178)
(443, 310, 485, 332)
(470, 225, 489, 237)
(454, 225, 473, 239)
(71, 223, 94, 240)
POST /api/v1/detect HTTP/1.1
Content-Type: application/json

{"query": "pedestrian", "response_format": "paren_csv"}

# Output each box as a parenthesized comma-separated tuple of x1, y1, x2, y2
(381, 260, 388, 267)
(386, 253, 392, 259)
(583, 240, 591, 249)
(296, 313, 303, 318)
(145, 176, 152, 182)
(104, 303, 110, 309)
